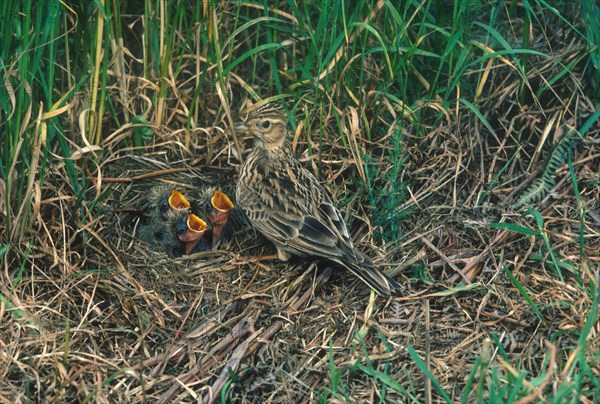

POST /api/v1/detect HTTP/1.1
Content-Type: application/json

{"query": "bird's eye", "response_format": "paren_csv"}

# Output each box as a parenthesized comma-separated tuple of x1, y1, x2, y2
(262, 120, 271, 129)
(160, 200, 170, 214)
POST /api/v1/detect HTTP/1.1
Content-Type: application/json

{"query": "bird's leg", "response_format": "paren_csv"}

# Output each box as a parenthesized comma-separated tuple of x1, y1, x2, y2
(241, 246, 290, 263)
(277, 247, 291, 262)
(245, 254, 280, 262)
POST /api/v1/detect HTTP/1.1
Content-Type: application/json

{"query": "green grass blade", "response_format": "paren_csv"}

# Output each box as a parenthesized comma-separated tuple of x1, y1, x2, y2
(488, 222, 541, 236)
(503, 263, 544, 320)
(407, 346, 452, 403)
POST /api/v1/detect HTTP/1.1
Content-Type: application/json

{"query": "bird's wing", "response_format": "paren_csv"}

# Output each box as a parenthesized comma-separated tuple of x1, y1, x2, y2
(247, 194, 400, 297)
(238, 154, 401, 296)
(239, 154, 361, 261)
(317, 202, 358, 258)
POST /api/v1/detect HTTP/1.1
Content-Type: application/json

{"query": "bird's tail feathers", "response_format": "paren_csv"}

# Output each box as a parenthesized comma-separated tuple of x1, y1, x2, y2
(340, 258, 401, 297)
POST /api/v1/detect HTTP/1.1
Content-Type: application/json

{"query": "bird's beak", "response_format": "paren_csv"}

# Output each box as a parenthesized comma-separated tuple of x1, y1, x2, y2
(234, 122, 248, 132)
(209, 189, 234, 248)
(168, 190, 191, 210)
(211, 189, 234, 217)
(178, 214, 209, 254)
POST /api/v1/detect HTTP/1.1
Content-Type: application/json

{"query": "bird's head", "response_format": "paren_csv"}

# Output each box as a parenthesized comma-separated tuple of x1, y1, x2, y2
(235, 102, 288, 149)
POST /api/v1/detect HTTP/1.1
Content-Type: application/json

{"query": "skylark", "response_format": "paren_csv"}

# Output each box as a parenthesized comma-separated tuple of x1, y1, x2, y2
(235, 103, 400, 297)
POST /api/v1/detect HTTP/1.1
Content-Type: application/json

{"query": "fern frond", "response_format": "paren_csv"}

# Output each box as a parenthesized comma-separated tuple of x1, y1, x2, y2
(513, 128, 580, 209)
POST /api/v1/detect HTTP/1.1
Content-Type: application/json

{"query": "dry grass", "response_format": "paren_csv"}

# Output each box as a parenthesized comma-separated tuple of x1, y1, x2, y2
(1, 3, 599, 403)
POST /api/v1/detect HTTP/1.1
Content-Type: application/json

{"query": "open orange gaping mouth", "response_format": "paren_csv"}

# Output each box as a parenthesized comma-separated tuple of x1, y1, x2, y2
(177, 214, 208, 243)
(168, 189, 191, 210)
(211, 189, 234, 213)
(178, 214, 209, 255)
(187, 213, 208, 235)
(177, 213, 209, 254)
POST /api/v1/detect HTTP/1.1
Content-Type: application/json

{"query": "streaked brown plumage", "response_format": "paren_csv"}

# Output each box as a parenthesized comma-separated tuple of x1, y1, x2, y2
(235, 103, 401, 297)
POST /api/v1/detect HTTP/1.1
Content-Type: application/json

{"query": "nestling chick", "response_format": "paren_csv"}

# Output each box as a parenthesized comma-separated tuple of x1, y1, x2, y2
(235, 102, 401, 297)
(137, 209, 185, 256)
(208, 188, 235, 247)
(138, 184, 246, 254)
(139, 186, 207, 255)
(192, 186, 245, 249)
(145, 186, 191, 217)
(138, 210, 211, 256)
(176, 213, 211, 254)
